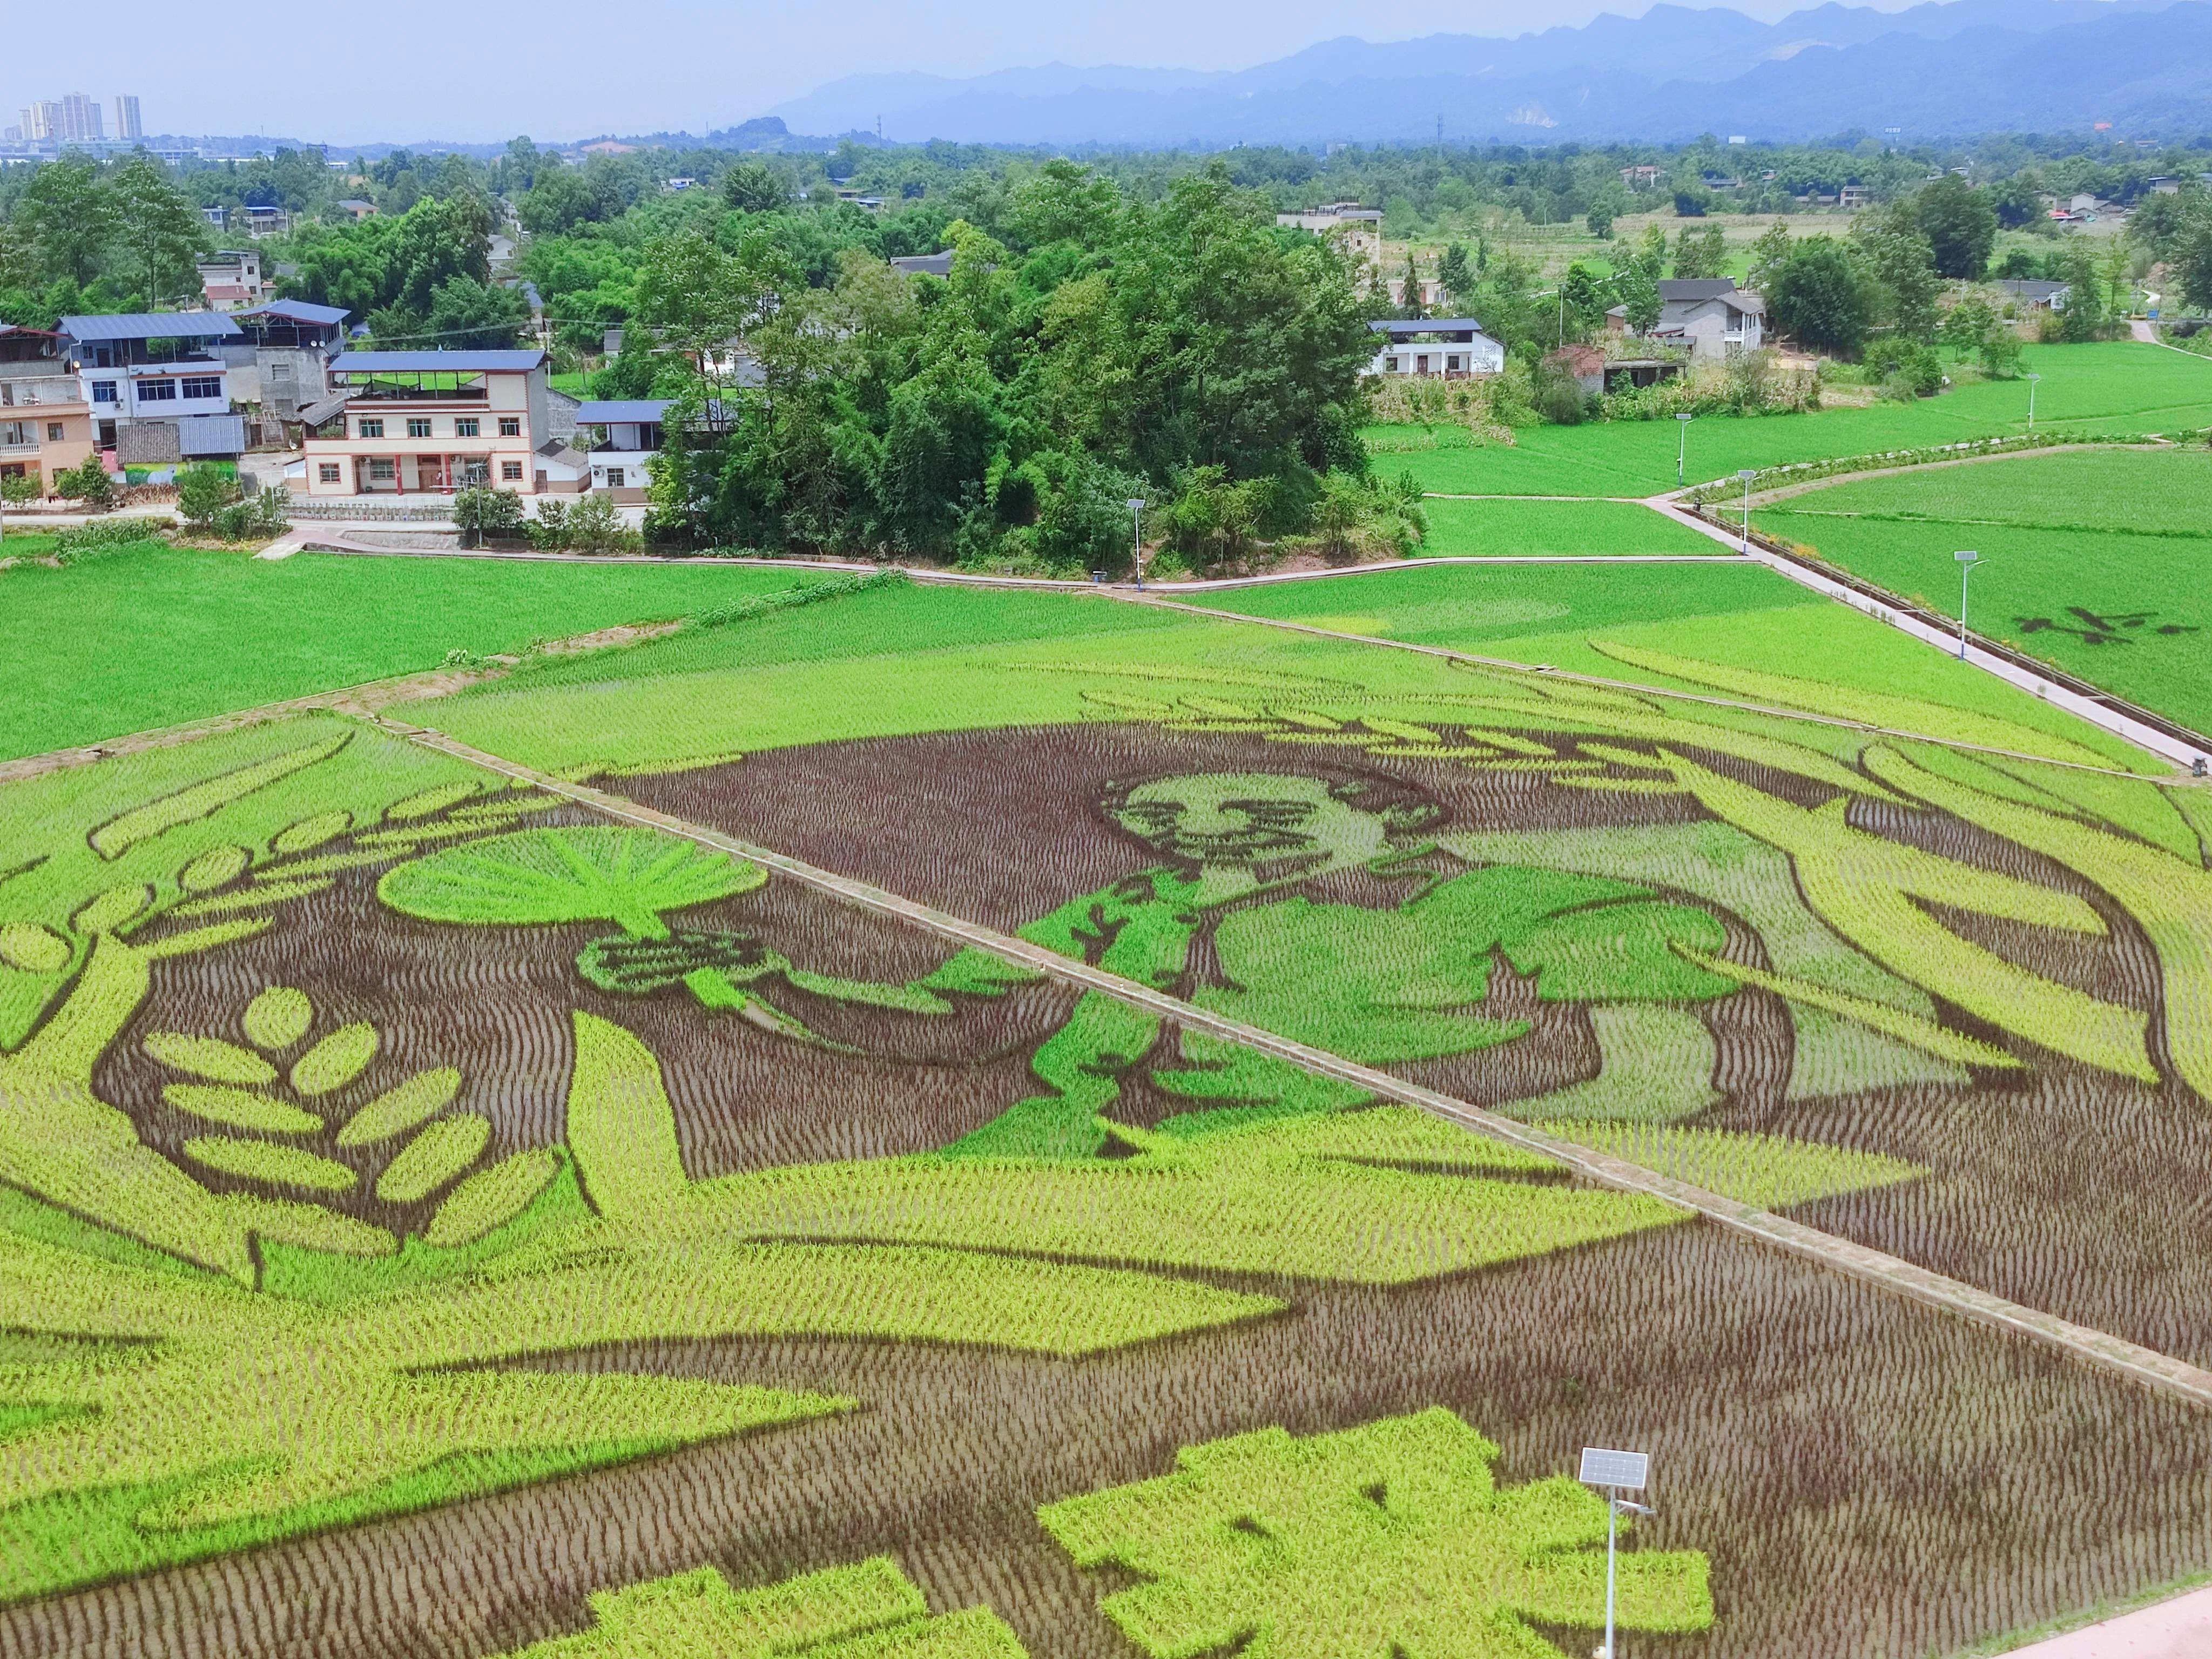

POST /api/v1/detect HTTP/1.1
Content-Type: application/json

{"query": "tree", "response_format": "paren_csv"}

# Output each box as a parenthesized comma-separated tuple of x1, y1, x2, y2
(1436, 242, 1472, 304)
(174, 464, 239, 532)
(1745, 220, 1793, 294)
(421, 276, 532, 348)
(1767, 238, 1869, 355)
(1586, 184, 1628, 241)
(1671, 223, 1726, 280)
(1612, 259, 1661, 334)
(1851, 218, 1940, 342)
(106, 156, 206, 310)
(2173, 207, 2212, 313)
(2054, 238, 2106, 342)
(1990, 176, 2042, 231)
(1910, 177, 1997, 279)
(721, 161, 789, 216)
(1399, 254, 1424, 320)
(17, 155, 114, 288)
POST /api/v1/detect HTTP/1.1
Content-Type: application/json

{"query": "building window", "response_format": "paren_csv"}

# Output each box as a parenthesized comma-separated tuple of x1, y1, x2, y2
(46, 423, 64, 442)
(501, 461, 523, 482)
(318, 463, 341, 483)
(180, 376, 223, 400)
(455, 417, 480, 437)
(136, 379, 178, 402)
(407, 417, 433, 439)
(93, 382, 118, 403)
(368, 458, 395, 482)
(604, 467, 626, 489)
(498, 416, 520, 437)
(358, 418, 384, 439)
(0, 422, 28, 447)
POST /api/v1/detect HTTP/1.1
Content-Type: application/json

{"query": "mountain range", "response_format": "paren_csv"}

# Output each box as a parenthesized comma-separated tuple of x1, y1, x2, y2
(766, 0, 2212, 145)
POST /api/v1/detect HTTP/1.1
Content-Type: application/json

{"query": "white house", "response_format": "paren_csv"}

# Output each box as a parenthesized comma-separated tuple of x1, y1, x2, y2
(1364, 319, 1506, 379)
(574, 398, 669, 503)
(59, 311, 242, 449)
(1606, 279, 1764, 362)
(301, 349, 585, 497)
(1277, 203, 1384, 262)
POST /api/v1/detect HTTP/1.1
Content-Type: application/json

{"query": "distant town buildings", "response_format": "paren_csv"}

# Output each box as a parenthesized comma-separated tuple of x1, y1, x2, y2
(8, 91, 145, 151)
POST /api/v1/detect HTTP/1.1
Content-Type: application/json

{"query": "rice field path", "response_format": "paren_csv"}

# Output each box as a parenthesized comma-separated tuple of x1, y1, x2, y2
(372, 712, 2212, 1423)
(2000, 1582, 2212, 1656)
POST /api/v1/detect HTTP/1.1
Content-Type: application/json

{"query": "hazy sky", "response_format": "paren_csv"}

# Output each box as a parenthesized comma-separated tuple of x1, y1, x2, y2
(8, 0, 1926, 145)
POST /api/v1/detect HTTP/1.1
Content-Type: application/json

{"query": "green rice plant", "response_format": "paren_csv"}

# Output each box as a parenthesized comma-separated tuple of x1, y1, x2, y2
(1038, 1407, 1712, 1658)
(1673, 945, 2022, 1073)
(502, 1555, 1026, 1658)
(89, 731, 356, 860)
(1495, 1004, 1719, 1124)
(1588, 640, 2119, 768)
(1864, 746, 2212, 1104)
(1543, 1121, 1924, 1211)
(1655, 747, 2154, 1082)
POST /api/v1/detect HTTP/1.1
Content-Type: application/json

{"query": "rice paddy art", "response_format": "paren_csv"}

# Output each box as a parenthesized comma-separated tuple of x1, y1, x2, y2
(6, 570, 2212, 1659)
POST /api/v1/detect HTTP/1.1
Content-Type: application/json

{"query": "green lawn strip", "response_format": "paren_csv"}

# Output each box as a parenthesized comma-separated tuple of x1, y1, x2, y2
(1366, 343, 2212, 497)
(0, 546, 830, 761)
(1205, 563, 2147, 768)
(1757, 507, 2212, 739)
(1040, 1407, 1713, 1657)
(1415, 496, 1729, 557)
(501, 1556, 1026, 1658)
(0, 534, 61, 559)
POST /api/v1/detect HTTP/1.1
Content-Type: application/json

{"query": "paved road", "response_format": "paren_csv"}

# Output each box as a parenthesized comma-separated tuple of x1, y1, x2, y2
(2005, 1584, 2212, 1656)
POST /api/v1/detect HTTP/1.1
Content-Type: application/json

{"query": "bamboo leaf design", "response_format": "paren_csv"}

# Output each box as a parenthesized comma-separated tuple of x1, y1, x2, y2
(291, 1023, 379, 1097)
(378, 825, 766, 941)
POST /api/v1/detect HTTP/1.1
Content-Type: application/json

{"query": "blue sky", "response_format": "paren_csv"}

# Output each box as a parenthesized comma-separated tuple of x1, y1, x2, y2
(9, 0, 1924, 145)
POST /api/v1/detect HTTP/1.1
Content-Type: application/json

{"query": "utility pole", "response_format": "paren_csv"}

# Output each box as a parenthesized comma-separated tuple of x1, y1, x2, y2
(1580, 1449, 1653, 1659)
(1955, 549, 1980, 659)
(1128, 497, 1146, 590)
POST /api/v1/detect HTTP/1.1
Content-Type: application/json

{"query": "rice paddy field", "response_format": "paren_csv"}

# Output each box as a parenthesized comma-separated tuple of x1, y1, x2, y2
(1367, 342, 2212, 497)
(0, 545, 827, 762)
(6, 569, 2212, 1659)
(1751, 446, 2212, 738)
(1415, 496, 1731, 557)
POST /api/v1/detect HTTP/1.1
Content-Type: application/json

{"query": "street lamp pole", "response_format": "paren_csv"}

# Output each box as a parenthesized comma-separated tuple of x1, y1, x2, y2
(1675, 413, 1692, 488)
(1955, 549, 1980, 660)
(1738, 468, 1757, 552)
(2025, 372, 2041, 431)
(1128, 497, 1146, 590)
(1580, 1449, 1653, 1659)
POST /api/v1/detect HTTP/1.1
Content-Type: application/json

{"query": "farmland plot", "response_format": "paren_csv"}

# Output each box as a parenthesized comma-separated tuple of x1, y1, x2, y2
(1755, 447, 2212, 737)
(6, 579, 2212, 1658)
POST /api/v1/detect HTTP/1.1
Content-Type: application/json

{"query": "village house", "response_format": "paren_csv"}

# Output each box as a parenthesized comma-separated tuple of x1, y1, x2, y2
(1276, 203, 1384, 262)
(0, 324, 95, 497)
(59, 311, 241, 451)
(1364, 319, 1507, 379)
(300, 349, 586, 497)
(229, 299, 353, 426)
(1992, 278, 2071, 313)
(575, 399, 668, 502)
(1606, 278, 1765, 362)
(196, 249, 269, 311)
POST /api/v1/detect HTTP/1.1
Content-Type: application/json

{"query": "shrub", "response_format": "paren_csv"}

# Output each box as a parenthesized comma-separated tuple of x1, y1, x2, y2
(529, 497, 569, 550)
(59, 455, 116, 510)
(174, 464, 240, 532)
(563, 490, 642, 554)
(211, 488, 287, 543)
(1863, 338, 1944, 398)
(0, 473, 39, 506)
(453, 485, 528, 541)
(53, 516, 165, 564)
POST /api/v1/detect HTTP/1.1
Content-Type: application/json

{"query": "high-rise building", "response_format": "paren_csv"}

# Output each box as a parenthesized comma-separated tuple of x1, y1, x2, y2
(21, 102, 55, 141)
(113, 95, 141, 141)
(56, 93, 103, 143)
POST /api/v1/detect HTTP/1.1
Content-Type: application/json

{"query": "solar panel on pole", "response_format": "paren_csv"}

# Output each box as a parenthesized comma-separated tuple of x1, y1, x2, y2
(1579, 1448, 1649, 1491)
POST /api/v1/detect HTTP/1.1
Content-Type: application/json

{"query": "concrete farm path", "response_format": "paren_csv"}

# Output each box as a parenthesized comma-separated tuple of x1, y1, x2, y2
(373, 712, 2212, 1424)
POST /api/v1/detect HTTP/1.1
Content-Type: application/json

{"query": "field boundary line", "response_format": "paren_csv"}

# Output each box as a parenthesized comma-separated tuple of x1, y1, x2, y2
(370, 715, 2212, 1418)
(1643, 496, 2212, 772)
(1090, 586, 2191, 785)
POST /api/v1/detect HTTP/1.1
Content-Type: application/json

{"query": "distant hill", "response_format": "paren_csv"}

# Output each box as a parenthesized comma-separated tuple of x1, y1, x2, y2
(765, 0, 2212, 144)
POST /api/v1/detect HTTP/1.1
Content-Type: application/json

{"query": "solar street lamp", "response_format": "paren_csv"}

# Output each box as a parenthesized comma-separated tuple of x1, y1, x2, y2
(1675, 413, 1693, 487)
(2025, 372, 2042, 431)
(1955, 549, 1980, 660)
(1737, 468, 1757, 551)
(1128, 497, 1146, 590)
(1580, 1447, 1652, 1659)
